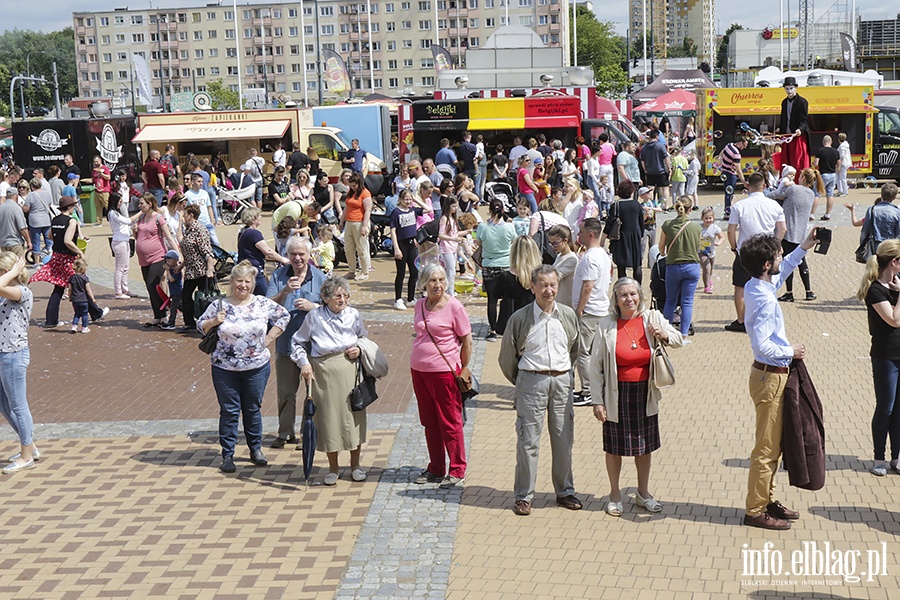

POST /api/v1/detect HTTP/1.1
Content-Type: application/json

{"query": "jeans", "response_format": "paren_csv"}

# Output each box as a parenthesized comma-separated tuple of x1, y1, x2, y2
(149, 188, 165, 205)
(476, 162, 488, 198)
(871, 358, 900, 462)
(0, 348, 33, 447)
(394, 237, 418, 302)
(208, 187, 220, 222)
(211, 362, 270, 458)
(663, 262, 701, 336)
(205, 222, 220, 247)
(29, 226, 51, 256)
(253, 273, 268, 297)
(520, 192, 538, 215)
(724, 172, 737, 211)
(166, 289, 182, 327)
(72, 302, 90, 328)
(821, 172, 836, 198)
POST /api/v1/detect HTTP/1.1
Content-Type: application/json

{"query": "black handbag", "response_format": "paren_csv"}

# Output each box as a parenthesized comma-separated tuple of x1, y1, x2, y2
(194, 278, 224, 318)
(349, 359, 378, 412)
(532, 212, 557, 265)
(607, 198, 622, 241)
(198, 326, 219, 354)
(855, 208, 877, 264)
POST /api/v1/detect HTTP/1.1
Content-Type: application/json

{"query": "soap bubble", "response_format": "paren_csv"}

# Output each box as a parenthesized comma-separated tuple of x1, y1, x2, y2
(725, 185, 735, 195)
(713, 130, 724, 138)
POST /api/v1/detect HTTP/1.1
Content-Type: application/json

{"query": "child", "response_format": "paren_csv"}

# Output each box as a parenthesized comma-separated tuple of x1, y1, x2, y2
(274, 215, 297, 257)
(699, 207, 724, 293)
(685, 151, 701, 209)
(160, 250, 183, 330)
(596, 175, 612, 216)
(68, 259, 96, 333)
(390, 189, 433, 310)
(757, 158, 778, 190)
(437, 195, 469, 295)
(577, 188, 600, 230)
(670, 149, 689, 199)
(512, 198, 531, 236)
(312, 225, 336, 274)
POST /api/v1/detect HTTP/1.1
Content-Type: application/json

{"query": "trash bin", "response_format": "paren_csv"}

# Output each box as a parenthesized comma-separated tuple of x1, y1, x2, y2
(79, 185, 96, 224)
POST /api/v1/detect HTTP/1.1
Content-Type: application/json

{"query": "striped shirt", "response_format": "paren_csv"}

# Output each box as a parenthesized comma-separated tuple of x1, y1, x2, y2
(720, 143, 742, 175)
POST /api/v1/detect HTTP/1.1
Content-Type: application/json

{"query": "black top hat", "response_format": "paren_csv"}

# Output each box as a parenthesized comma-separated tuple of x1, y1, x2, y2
(783, 76, 799, 87)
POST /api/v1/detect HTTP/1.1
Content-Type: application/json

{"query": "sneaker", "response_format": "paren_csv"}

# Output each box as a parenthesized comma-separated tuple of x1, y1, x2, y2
(703, 285, 713, 294)
(871, 461, 888, 476)
(724, 320, 746, 333)
(485, 331, 498, 340)
(270, 436, 297, 449)
(572, 393, 593, 407)
(98, 307, 110, 320)
(821, 214, 831, 221)
(805, 291, 817, 301)
(114, 294, 131, 299)
(71, 325, 78, 333)
(393, 298, 407, 311)
(405, 300, 417, 308)
(414, 470, 443, 484)
(81, 327, 91, 333)
(439, 475, 465, 488)
(777, 293, 794, 303)
(356, 274, 369, 282)
(160, 324, 176, 331)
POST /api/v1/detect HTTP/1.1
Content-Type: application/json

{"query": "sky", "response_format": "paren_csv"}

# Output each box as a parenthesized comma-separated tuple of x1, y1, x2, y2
(1, 0, 895, 38)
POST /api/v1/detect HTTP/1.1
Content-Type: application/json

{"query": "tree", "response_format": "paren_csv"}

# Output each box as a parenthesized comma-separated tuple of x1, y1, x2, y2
(717, 24, 744, 73)
(668, 37, 697, 59)
(0, 28, 77, 117)
(206, 79, 240, 110)
(571, 7, 630, 99)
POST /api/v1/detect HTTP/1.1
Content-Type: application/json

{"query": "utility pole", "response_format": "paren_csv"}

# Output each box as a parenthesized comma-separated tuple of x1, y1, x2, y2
(315, 0, 323, 105)
(9, 74, 46, 123)
(52, 62, 62, 116)
(262, 9, 269, 108)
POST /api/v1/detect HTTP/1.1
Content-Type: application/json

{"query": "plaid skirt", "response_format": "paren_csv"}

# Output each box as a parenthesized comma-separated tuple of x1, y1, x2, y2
(602, 379, 660, 457)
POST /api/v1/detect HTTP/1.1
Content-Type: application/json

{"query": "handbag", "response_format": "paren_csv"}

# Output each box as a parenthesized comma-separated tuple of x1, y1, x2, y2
(472, 245, 483, 268)
(650, 343, 676, 388)
(194, 278, 225, 318)
(607, 199, 622, 241)
(197, 297, 223, 354)
(855, 207, 877, 264)
(107, 237, 136, 258)
(420, 303, 479, 402)
(349, 359, 378, 411)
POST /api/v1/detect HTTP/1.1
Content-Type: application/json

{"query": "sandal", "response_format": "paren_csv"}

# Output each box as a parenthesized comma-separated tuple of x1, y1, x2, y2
(605, 501, 623, 517)
(323, 472, 339, 486)
(635, 493, 663, 513)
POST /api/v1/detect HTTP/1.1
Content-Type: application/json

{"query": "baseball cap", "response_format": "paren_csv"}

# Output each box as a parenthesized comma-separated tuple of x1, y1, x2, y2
(164, 250, 180, 260)
(67, 172, 79, 180)
(638, 186, 652, 197)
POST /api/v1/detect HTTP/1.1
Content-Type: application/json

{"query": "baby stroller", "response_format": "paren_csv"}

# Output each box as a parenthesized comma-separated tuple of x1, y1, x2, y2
(217, 183, 256, 225)
(212, 244, 238, 280)
(369, 208, 393, 257)
(483, 181, 517, 219)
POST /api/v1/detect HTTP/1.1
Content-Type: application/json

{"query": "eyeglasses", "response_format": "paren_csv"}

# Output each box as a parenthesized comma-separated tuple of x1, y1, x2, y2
(548, 239, 563, 247)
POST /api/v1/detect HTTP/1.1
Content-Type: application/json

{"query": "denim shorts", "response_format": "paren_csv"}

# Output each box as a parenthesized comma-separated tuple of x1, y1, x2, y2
(821, 172, 836, 197)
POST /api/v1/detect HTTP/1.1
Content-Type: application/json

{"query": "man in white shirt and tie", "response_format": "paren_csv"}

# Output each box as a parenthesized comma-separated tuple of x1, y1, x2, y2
(500, 265, 581, 516)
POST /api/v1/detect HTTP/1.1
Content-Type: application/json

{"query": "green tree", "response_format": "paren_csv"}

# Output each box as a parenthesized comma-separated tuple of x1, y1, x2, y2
(571, 7, 629, 99)
(717, 24, 743, 73)
(0, 28, 77, 117)
(206, 79, 241, 110)
(668, 37, 698, 59)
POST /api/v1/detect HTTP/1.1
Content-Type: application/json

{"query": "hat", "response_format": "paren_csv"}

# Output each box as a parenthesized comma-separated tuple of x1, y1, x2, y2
(164, 250, 180, 260)
(58, 195, 77, 209)
(783, 76, 798, 87)
(781, 165, 797, 178)
(533, 156, 543, 165)
(227, 167, 237, 175)
(638, 186, 652, 197)
(5, 187, 17, 197)
(67, 172, 79, 180)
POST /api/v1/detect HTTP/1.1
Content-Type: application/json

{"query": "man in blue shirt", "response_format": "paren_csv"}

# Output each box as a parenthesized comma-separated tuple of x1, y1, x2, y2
(342, 139, 367, 175)
(740, 228, 817, 530)
(267, 236, 327, 448)
(434, 138, 458, 177)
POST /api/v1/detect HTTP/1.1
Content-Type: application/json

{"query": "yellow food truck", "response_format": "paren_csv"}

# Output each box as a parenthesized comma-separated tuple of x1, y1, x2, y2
(695, 85, 878, 181)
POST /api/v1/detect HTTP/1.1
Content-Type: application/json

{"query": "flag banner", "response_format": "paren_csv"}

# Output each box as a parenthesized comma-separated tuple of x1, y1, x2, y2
(839, 33, 858, 73)
(322, 49, 351, 94)
(131, 54, 154, 106)
(431, 44, 453, 72)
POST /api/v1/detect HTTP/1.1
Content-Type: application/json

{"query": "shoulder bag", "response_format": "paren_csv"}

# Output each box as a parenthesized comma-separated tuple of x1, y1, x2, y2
(607, 198, 622, 240)
(198, 298, 222, 354)
(194, 278, 225, 318)
(648, 314, 676, 388)
(532, 212, 557, 265)
(855, 206, 877, 264)
(349, 358, 379, 412)
(420, 302, 479, 403)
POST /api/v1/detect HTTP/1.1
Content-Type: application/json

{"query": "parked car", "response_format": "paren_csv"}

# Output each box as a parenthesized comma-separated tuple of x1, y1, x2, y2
(25, 106, 50, 117)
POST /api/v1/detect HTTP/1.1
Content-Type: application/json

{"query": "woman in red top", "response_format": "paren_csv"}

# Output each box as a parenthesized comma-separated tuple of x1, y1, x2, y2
(515, 155, 537, 215)
(134, 193, 180, 327)
(589, 278, 682, 517)
(339, 172, 373, 281)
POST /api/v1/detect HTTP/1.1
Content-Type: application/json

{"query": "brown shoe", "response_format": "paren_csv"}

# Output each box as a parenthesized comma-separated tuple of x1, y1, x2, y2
(767, 501, 800, 520)
(513, 500, 532, 516)
(556, 495, 583, 510)
(743, 512, 791, 530)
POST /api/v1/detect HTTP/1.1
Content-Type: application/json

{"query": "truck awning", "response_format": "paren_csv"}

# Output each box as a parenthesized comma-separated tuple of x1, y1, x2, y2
(713, 105, 878, 116)
(133, 119, 291, 143)
(713, 106, 781, 116)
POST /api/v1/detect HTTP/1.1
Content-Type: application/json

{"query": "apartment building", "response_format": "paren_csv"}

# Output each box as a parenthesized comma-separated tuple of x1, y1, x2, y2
(628, 0, 715, 65)
(73, 0, 568, 106)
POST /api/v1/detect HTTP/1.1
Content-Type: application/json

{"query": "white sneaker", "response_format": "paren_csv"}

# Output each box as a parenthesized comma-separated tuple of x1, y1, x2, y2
(100, 307, 110, 319)
(81, 327, 91, 333)
(393, 299, 407, 311)
(405, 300, 417, 308)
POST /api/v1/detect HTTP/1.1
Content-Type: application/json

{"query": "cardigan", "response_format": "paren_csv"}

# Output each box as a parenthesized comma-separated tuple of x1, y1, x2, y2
(499, 301, 579, 385)
(588, 309, 682, 423)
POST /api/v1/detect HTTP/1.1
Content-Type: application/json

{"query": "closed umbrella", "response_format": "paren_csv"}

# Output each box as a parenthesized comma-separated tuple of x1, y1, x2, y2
(301, 384, 317, 482)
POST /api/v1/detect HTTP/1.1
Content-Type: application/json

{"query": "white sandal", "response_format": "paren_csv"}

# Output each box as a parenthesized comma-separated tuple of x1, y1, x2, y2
(605, 501, 623, 517)
(323, 472, 339, 486)
(635, 493, 662, 513)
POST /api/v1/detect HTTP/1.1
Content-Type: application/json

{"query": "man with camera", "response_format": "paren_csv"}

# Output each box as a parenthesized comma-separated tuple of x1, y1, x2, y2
(739, 227, 819, 530)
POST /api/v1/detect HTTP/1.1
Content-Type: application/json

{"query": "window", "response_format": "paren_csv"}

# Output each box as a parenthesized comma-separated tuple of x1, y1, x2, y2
(402, 21, 411, 29)
(86, 18, 94, 26)
(194, 31, 203, 40)
(177, 13, 187, 23)
(403, 39, 412, 48)
(192, 12, 201, 22)
(118, 70, 128, 79)
(419, 39, 431, 49)
(306, 44, 314, 52)
(293, 81, 302, 92)
(374, 79, 382, 88)
(519, 0, 532, 5)
(438, 0, 446, 7)
(90, 72, 99, 81)
(179, 32, 188, 41)
(274, 27, 283, 37)
(273, 9, 282, 18)
(402, 1, 411, 8)
(309, 133, 344, 162)
(275, 46, 284, 55)
(322, 25, 334, 35)
(289, 8, 298, 18)
(470, 0, 478, 6)
(388, 59, 397, 69)
(102, 53, 112, 62)
(209, 48, 218, 57)
(180, 50, 189, 59)
(228, 66, 238, 75)
(500, 17, 508, 26)
(304, 26, 314, 35)
(372, 41, 381, 50)
(116, 34, 125, 43)
(115, 15, 124, 24)
(196, 67, 206, 76)
(387, 22, 395, 31)
(539, 15, 548, 24)
(226, 47, 237, 57)
(372, 60, 382, 69)
(341, 43, 350, 52)
(244, 28, 253, 38)
(389, 77, 398, 87)
(225, 29, 236, 39)
(304, 6, 313, 16)
(182, 68, 191, 77)
(132, 34, 144, 43)
(518, 15, 533, 26)
(386, 2, 395, 12)
(291, 63, 302, 73)
(372, 23, 379, 33)
(469, 37, 479, 47)
(246, 66, 255, 75)
(486, 0, 494, 6)
(403, 58, 413, 67)
(101, 35, 110, 44)
(290, 45, 300, 55)
(404, 76, 413, 85)
(438, 19, 447, 29)
(469, 18, 478, 27)
(117, 52, 127, 61)
(421, 58, 433, 68)
(87, 36, 96, 45)
(100, 17, 109, 26)
(210, 66, 220, 74)
(224, 10, 234, 20)
(387, 40, 396, 50)
(289, 26, 298, 36)
(340, 24, 350, 34)
(422, 76, 434, 86)
(207, 11, 216, 20)
(550, 34, 558, 44)
(131, 15, 143, 25)
(306, 62, 316, 71)
(242, 10, 251, 19)
(320, 6, 334, 16)
(418, 1, 431, 8)
(276, 64, 285, 74)
(104, 71, 113, 81)
(195, 49, 204, 59)
(419, 20, 431, 30)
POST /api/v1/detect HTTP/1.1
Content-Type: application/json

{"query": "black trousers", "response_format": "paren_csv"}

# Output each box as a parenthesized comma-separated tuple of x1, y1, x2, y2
(182, 276, 213, 329)
(142, 259, 167, 320)
(782, 240, 811, 293)
(394, 237, 419, 302)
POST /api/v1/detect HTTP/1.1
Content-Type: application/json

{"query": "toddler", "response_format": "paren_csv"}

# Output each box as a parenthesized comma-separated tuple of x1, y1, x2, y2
(699, 207, 724, 293)
(596, 175, 612, 216)
(274, 215, 297, 257)
(312, 225, 336, 274)
(512, 198, 531, 237)
(68, 259, 96, 333)
(161, 250, 183, 330)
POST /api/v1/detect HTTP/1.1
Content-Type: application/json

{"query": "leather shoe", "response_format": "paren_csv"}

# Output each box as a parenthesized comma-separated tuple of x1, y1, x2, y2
(220, 456, 236, 473)
(767, 501, 800, 520)
(270, 437, 296, 449)
(743, 512, 791, 530)
(250, 449, 268, 466)
(556, 495, 583, 510)
(513, 500, 532, 516)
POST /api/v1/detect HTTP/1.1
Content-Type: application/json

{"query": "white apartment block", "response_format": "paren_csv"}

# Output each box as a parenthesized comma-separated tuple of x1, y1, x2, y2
(628, 0, 715, 65)
(73, 0, 568, 105)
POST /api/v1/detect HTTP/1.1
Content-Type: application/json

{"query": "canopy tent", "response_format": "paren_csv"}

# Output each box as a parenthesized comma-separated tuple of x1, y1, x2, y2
(632, 69, 714, 105)
(632, 89, 697, 117)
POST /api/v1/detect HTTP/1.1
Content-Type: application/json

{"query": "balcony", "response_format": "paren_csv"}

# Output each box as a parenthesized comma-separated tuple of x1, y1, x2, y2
(449, 27, 469, 37)
(549, 23, 560, 32)
(76, 25, 86, 34)
(253, 54, 273, 64)
(251, 17, 272, 26)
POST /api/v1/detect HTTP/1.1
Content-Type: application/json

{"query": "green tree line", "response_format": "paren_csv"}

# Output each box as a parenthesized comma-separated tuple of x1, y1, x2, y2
(0, 28, 77, 118)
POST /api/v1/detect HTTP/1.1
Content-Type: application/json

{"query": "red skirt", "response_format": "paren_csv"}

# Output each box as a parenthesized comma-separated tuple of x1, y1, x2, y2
(32, 253, 77, 288)
(782, 135, 810, 172)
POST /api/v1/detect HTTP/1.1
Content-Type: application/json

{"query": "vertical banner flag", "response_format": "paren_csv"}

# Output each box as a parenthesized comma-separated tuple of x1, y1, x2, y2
(131, 54, 154, 106)
(839, 33, 858, 73)
(431, 44, 453, 73)
(322, 49, 351, 94)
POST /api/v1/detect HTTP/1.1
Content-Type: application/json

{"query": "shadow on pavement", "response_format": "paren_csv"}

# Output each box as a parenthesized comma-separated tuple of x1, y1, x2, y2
(722, 454, 870, 473)
(808, 505, 900, 535)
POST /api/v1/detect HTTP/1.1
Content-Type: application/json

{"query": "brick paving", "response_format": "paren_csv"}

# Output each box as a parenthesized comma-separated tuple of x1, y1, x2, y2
(2, 186, 899, 599)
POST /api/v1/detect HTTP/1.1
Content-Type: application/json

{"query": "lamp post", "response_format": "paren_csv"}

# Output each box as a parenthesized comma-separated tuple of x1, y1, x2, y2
(156, 14, 167, 111)
(315, 0, 323, 105)
(26, 50, 50, 110)
(233, 0, 244, 109)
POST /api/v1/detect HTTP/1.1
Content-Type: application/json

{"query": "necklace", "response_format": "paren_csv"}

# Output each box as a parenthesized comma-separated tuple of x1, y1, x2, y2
(621, 318, 641, 350)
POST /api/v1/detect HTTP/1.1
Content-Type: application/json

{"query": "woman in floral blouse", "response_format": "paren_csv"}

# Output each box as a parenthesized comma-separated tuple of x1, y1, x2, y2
(178, 204, 216, 331)
(199, 260, 290, 474)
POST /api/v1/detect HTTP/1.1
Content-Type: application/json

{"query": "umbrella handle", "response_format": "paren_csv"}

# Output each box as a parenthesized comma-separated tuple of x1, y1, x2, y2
(305, 379, 312, 401)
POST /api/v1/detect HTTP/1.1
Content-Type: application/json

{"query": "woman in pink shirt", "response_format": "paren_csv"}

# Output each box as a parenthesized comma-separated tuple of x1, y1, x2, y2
(134, 193, 180, 327)
(411, 263, 473, 488)
(597, 132, 617, 199)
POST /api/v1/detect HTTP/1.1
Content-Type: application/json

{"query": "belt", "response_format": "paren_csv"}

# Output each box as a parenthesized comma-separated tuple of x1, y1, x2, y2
(527, 369, 569, 377)
(752, 361, 789, 375)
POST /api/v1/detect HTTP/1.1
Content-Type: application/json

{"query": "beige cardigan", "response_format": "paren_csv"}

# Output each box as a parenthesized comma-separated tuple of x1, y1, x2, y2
(588, 309, 682, 423)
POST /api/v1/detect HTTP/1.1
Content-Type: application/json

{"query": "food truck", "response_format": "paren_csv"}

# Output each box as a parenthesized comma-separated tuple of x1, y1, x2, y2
(134, 108, 385, 184)
(696, 85, 880, 181)
(398, 95, 582, 163)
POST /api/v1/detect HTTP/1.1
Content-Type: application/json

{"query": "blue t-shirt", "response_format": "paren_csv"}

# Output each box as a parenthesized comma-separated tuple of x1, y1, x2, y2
(435, 148, 458, 174)
(390, 206, 423, 241)
(166, 266, 183, 294)
(237, 227, 266, 272)
(476, 220, 516, 268)
(512, 216, 530, 237)
(62, 184, 78, 198)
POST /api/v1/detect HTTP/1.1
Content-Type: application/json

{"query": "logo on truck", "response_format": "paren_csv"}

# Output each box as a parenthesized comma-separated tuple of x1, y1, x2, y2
(29, 129, 69, 152)
(95, 123, 123, 169)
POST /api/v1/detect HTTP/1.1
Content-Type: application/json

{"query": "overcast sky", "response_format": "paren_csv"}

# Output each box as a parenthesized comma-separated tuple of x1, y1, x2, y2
(2, 0, 895, 39)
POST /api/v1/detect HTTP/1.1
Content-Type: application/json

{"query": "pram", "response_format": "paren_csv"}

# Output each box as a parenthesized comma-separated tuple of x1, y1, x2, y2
(212, 244, 238, 280)
(217, 183, 256, 225)
(369, 208, 393, 257)
(483, 181, 517, 219)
